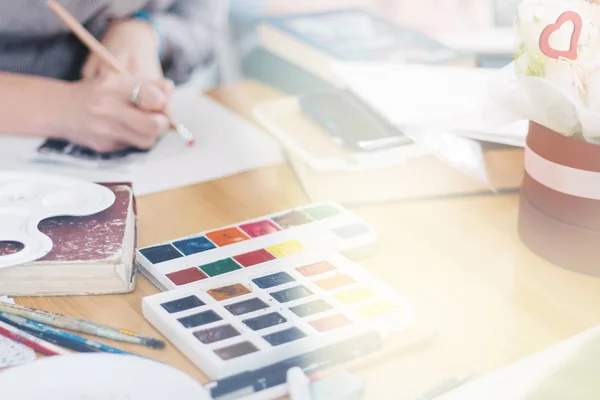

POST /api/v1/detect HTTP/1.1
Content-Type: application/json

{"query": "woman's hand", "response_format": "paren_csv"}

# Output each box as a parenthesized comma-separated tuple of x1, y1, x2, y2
(82, 19, 164, 81)
(77, 18, 175, 152)
(56, 75, 174, 153)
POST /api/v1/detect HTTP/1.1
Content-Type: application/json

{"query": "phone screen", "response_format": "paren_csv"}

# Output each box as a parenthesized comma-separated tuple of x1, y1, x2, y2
(299, 90, 409, 151)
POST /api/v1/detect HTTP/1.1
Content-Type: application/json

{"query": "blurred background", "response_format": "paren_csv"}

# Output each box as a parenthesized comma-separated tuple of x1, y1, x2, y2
(192, 0, 520, 90)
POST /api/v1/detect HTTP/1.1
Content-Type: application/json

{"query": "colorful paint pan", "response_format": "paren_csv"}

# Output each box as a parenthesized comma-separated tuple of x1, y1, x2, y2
(136, 201, 377, 292)
(206, 227, 250, 247)
(266, 241, 305, 258)
(233, 249, 275, 267)
(194, 325, 240, 344)
(272, 210, 314, 228)
(309, 314, 352, 332)
(301, 204, 342, 220)
(239, 220, 281, 238)
(252, 272, 295, 289)
(332, 224, 372, 240)
(262, 327, 306, 346)
(139, 245, 182, 264)
(296, 262, 336, 277)
(214, 342, 258, 361)
(271, 285, 313, 303)
(208, 284, 251, 301)
(243, 312, 287, 331)
(142, 251, 412, 380)
(201, 259, 242, 277)
(289, 299, 332, 317)
(166, 268, 208, 286)
(173, 237, 216, 256)
(314, 274, 355, 291)
(177, 310, 222, 328)
(161, 296, 205, 314)
(225, 298, 269, 316)
(356, 301, 400, 319)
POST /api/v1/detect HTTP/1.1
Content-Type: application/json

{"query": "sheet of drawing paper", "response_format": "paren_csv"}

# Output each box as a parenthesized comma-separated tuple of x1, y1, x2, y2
(0, 297, 37, 368)
(0, 84, 284, 196)
(437, 325, 600, 400)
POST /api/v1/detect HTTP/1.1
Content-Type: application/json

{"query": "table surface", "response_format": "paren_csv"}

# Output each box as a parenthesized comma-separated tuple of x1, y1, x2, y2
(17, 80, 600, 399)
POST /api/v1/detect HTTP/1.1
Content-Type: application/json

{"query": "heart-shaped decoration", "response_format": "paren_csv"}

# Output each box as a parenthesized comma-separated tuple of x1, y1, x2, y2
(539, 11, 583, 60)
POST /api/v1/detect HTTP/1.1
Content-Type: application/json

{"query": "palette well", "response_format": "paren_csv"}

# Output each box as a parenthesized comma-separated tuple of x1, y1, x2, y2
(0, 172, 115, 269)
(136, 202, 377, 292)
(142, 251, 412, 380)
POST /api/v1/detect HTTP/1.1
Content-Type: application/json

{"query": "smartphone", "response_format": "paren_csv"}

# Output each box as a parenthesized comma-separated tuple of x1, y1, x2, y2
(299, 89, 410, 152)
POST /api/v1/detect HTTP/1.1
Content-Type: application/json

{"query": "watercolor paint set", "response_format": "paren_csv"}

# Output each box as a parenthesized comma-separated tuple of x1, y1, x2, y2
(142, 250, 412, 380)
(136, 202, 377, 292)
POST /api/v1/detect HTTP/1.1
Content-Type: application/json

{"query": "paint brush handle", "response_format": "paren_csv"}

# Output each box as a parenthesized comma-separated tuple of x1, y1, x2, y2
(0, 320, 70, 356)
(0, 315, 97, 353)
(0, 302, 165, 349)
(0, 313, 135, 356)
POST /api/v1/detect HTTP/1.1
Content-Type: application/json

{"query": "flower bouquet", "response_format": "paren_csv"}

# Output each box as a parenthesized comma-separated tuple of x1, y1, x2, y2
(494, 0, 600, 274)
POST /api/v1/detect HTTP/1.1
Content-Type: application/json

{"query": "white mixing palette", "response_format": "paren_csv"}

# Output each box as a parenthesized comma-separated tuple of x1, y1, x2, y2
(0, 172, 115, 269)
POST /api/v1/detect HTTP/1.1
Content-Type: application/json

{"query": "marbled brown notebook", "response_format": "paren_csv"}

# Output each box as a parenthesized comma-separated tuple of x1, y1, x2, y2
(0, 183, 137, 296)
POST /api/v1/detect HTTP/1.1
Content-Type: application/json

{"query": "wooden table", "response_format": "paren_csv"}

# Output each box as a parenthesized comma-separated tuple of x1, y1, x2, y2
(18, 80, 600, 399)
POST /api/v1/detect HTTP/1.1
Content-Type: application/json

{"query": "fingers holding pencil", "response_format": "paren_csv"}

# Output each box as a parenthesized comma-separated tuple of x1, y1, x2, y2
(45, 0, 195, 147)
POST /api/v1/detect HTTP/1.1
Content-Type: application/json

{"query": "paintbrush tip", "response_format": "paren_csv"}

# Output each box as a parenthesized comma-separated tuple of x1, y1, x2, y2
(145, 338, 166, 349)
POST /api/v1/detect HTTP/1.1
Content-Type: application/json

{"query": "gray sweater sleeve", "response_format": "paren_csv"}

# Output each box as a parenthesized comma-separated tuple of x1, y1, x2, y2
(153, 0, 229, 84)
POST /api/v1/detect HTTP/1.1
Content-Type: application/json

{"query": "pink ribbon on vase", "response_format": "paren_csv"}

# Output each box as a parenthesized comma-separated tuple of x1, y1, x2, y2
(525, 144, 600, 200)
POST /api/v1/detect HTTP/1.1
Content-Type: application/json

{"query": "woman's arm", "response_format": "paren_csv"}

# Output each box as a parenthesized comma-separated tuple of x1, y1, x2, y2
(153, 0, 229, 83)
(0, 72, 71, 138)
(0, 72, 172, 152)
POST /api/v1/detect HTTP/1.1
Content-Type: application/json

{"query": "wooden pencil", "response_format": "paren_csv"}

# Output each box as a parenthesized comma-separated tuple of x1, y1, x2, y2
(46, 0, 195, 146)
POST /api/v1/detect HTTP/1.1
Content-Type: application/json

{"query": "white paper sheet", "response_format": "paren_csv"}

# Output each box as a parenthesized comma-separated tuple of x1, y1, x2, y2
(437, 325, 600, 400)
(0, 85, 284, 196)
(332, 63, 528, 147)
(0, 297, 37, 368)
